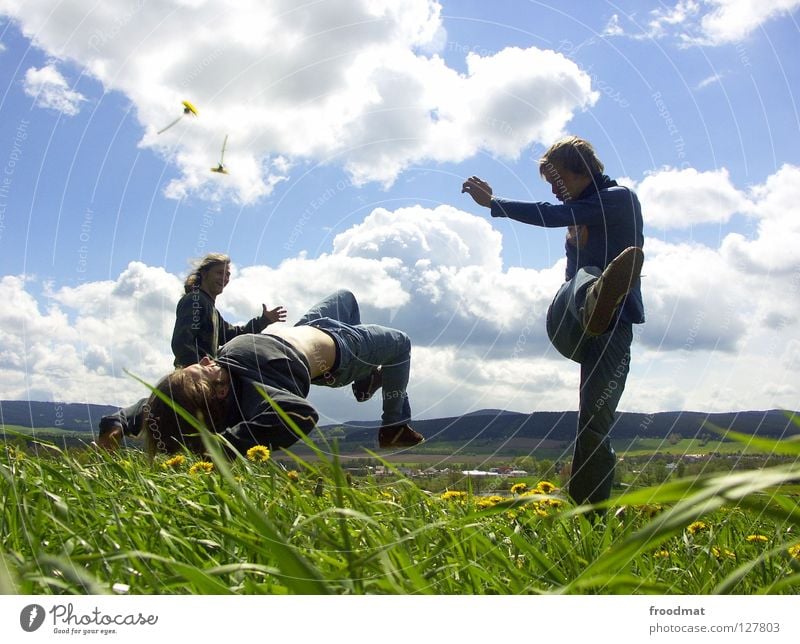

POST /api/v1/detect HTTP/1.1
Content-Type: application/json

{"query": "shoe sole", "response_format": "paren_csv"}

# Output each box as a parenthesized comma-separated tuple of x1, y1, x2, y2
(585, 247, 644, 336)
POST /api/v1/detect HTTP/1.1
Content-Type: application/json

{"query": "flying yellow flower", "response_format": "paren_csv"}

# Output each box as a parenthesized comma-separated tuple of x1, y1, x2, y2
(189, 461, 214, 475)
(157, 99, 199, 134)
(246, 445, 271, 463)
(686, 520, 708, 535)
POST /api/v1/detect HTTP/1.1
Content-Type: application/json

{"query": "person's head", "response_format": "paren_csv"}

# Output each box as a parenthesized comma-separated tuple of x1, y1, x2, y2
(538, 136, 604, 202)
(142, 357, 231, 456)
(183, 252, 231, 298)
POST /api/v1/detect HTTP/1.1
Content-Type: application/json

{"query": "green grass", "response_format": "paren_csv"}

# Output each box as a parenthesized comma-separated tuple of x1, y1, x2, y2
(2, 430, 799, 595)
(617, 437, 779, 456)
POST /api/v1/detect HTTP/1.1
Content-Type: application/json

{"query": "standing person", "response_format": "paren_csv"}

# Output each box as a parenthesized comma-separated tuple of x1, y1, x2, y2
(99, 290, 423, 454)
(461, 136, 644, 506)
(171, 253, 287, 367)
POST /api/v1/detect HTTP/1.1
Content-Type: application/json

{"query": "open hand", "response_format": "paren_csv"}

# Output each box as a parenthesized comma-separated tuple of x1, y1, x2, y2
(263, 304, 287, 324)
(461, 176, 493, 208)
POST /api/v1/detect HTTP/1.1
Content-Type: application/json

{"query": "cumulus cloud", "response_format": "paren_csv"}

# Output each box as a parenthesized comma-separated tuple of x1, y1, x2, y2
(2, 170, 798, 415)
(23, 64, 87, 115)
(694, 0, 800, 45)
(604, 0, 800, 46)
(2, 0, 597, 203)
(721, 164, 800, 274)
(634, 166, 750, 229)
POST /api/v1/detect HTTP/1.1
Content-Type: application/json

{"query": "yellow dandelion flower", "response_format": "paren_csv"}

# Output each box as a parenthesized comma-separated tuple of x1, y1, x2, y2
(510, 483, 528, 495)
(441, 490, 467, 501)
(286, 470, 299, 482)
(686, 520, 708, 535)
(543, 497, 564, 508)
(246, 445, 270, 463)
(536, 481, 556, 494)
(746, 534, 768, 544)
(711, 546, 736, 560)
(476, 496, 503, 509)
(653, 549, 671, 558)
(182, 100, 199, 116)
(163, 454, 186, 469)
(534, 507, 549, 518)
(641, 504, 663, 518)
(189, 461, 214, 475)
(788, 544, 800, 561)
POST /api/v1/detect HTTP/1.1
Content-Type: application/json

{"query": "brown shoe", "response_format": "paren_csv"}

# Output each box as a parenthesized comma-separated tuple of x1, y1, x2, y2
(352, 367, 382, 402)
(378, 424, 425, 448)
(583, 247, 644, 336)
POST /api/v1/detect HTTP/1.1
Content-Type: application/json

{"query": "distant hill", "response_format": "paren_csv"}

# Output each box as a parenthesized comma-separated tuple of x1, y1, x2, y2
(1, 400, 796, 448)
(328, 409, 799, 448)
(0, 400, 118, 433)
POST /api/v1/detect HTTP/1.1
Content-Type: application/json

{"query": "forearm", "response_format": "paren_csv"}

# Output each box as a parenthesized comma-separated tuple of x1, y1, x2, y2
(99, 398, 149, 437)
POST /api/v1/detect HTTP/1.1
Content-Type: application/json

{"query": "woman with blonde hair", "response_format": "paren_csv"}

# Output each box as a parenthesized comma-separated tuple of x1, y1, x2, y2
(171, 252, 286, 367)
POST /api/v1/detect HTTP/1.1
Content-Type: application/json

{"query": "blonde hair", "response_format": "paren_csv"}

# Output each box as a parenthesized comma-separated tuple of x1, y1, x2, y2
(183, 252, 230, 294)
(539, 136, 604, 178)
(142, 369, 229, 456)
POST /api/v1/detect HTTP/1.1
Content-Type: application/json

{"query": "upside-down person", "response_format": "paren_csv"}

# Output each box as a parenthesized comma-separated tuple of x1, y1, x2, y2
(97, 290, 423, 454)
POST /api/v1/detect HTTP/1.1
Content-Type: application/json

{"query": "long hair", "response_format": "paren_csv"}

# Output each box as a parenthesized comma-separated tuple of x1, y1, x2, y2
(183, 252, 230, 294)
(142, 369, 229, 456)
(539, 136, 604, 178)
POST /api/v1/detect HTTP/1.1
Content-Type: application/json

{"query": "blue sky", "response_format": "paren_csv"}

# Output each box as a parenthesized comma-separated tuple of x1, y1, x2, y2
(0, 0, 798, 424)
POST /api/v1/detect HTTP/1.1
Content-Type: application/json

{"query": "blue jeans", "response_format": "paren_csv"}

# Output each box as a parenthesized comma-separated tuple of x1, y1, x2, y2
(547, 268, 633, 505)
(295, 290, 412, 427)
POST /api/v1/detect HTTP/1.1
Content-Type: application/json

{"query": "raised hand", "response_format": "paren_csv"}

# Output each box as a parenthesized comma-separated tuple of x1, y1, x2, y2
(461, 176, 494, 208)
(263, 304, 288, 324)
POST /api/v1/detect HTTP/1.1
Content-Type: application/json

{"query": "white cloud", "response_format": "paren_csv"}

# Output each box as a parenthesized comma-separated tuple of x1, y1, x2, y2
(721, 163, 800, 274)
(696, 72, 724, 89)
(3, 0, 597, 203)
(634, 166, 750, 228)
(3, 169, 798, 416)
(23, 64, 87, 115)
(604, 0, 800, 46)
(695, 0, 800, 45)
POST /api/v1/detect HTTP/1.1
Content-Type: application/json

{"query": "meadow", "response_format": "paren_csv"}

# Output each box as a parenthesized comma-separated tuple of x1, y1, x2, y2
(1, 419, 799, 595)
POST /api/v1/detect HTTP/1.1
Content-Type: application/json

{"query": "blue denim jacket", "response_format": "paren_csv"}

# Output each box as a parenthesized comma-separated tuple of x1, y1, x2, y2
(490, 174, 645, 324)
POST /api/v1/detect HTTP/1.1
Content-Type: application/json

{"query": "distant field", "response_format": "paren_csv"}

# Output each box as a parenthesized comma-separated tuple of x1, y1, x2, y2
(617, 438, 773, 457)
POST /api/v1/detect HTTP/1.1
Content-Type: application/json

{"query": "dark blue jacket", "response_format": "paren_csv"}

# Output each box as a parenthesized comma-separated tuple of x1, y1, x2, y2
(490, 173, 645, 324)
(99, 334, 319, 452)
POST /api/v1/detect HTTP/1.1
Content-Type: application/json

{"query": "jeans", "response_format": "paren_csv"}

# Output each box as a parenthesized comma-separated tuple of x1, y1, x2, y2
(295, 290, 412, 427)
(547, 268, 633, 505)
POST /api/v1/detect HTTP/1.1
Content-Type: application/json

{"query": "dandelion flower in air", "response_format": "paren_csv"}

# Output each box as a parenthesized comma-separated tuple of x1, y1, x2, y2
(211, 134, 230, 174)
(157, 99, 199, 134)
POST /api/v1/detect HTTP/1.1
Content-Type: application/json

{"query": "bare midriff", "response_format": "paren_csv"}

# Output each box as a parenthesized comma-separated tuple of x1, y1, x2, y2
(265, 326, 337, 379)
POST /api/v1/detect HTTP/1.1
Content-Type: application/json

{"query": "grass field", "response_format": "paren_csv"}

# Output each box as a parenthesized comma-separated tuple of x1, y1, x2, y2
(2, 418, 800, 595)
